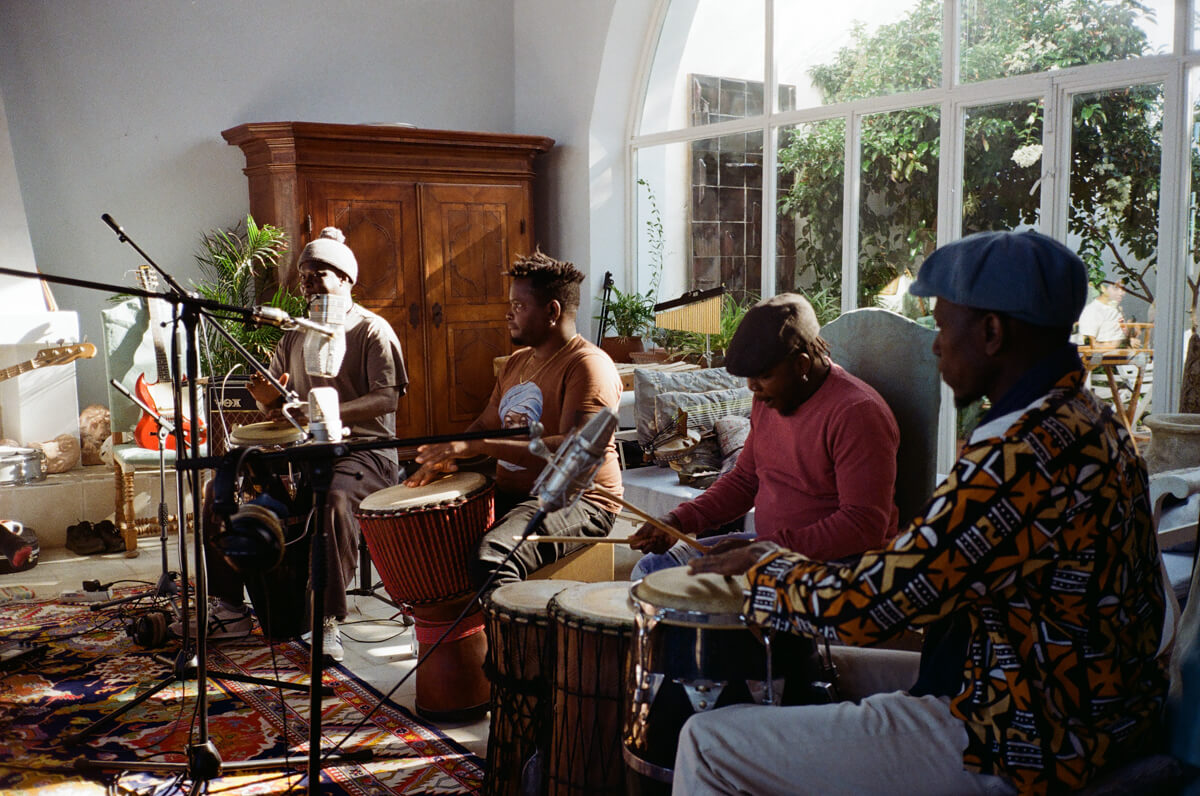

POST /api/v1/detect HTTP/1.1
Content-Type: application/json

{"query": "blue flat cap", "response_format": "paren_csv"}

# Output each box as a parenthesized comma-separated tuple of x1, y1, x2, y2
(909, 230, 1087, 327)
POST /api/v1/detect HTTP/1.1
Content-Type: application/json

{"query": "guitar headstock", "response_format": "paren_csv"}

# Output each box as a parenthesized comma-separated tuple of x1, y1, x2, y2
(34, 343, 97, 368)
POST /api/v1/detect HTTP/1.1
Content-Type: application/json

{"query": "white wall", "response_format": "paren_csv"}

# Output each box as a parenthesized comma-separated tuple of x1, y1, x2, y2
(0, 0, 518, 408)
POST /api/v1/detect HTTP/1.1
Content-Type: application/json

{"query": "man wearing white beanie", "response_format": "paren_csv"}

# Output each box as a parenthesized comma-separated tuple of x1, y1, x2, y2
(185, 227, 407, 663)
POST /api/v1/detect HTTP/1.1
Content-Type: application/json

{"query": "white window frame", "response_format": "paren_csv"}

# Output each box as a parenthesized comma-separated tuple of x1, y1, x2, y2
(629, 0, 1200, 473)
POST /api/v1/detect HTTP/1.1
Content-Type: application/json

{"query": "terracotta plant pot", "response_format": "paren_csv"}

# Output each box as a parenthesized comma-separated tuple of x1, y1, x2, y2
(628, 348, 671, 365)
(600, 336, 644, 363)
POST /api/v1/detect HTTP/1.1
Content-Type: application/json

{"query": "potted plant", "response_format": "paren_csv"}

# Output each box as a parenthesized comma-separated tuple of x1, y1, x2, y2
(192, 215, 305, 379)
(598, 286, 656, 363)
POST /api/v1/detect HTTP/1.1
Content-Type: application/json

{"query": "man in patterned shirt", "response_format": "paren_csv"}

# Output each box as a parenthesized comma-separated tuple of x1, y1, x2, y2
(679, 230, 1171, 795)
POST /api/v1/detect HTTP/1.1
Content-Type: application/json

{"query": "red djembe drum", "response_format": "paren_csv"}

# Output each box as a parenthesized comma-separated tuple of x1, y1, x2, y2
(355, 471, 494, 719)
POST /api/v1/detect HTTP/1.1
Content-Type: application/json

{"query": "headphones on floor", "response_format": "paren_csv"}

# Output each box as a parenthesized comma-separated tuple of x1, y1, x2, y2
(125, 608, 172, 648)
(211, 448, 288, 576)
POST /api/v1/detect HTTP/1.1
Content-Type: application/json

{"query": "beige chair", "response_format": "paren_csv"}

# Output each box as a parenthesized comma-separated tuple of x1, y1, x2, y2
(820, 308, 941, 525)
(100, 298, 203, 556)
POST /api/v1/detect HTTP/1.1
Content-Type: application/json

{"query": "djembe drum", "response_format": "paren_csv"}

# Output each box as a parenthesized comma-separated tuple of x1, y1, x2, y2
(546, 581, 637, 796)
(481, 579, 580, 796)
(355, 471, 495, 719)
(623, 568, 831, 794)
(225, 420, 311, 640)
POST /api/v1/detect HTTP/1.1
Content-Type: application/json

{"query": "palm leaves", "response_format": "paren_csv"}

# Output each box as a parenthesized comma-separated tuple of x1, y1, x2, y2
(192, 216, 304, 378)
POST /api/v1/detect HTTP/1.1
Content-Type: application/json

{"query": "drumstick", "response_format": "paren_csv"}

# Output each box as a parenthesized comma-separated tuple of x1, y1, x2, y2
(517, 535, 635, 544)
(588, 484, 709, 553)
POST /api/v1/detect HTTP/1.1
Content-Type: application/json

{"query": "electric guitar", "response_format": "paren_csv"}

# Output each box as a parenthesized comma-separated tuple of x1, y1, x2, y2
(132, 266, 207, 450)
(0, 343, 96, 383)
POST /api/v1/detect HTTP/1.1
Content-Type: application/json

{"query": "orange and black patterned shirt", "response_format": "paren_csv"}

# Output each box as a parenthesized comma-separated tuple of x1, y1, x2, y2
(744, 367, 1168, 794)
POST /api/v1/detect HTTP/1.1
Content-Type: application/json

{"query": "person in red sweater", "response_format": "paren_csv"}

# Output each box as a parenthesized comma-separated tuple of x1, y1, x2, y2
(628, 293, 900, 576)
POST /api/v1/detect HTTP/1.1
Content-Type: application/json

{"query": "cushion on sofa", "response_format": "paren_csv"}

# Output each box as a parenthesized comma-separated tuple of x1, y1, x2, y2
(633, 367, 744, 448)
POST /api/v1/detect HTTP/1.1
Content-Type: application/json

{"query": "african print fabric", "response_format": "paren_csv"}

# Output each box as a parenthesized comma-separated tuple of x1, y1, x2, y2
(744, 368, 1168, 794)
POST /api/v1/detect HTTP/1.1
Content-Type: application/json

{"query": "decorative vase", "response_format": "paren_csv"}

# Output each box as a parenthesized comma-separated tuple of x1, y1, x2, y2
(600, 336, 644, 363)
(1142, 413, 1200, 473)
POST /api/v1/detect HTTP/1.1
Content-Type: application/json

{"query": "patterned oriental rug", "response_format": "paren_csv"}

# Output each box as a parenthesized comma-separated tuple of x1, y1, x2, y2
(0, 590, 484, 794)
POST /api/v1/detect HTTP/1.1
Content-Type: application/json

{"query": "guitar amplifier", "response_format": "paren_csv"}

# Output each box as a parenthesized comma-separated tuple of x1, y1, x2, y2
(208, 376, 265, 455)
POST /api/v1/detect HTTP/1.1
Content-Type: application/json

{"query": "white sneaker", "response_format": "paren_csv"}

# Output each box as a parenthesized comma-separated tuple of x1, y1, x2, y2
(302, 618, 344, 662)
(169, 597, 253, 641)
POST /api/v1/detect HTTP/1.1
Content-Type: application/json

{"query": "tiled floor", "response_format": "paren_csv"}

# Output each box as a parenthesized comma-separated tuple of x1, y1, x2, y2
(5, 519, 642, 765)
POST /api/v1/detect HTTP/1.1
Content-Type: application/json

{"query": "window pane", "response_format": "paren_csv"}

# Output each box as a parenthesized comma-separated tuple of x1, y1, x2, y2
(775, 0, 941, 110)
(961, 0, 1172, 84)
(1184, 69, 1200, 410)
(636, 143, 692, 306)
(1069, 83, 1162, 429)
(690, 131, 765, 299)
(776, 118, 845, 321)
(636, 132, 765, 309)
(962, 99, 1044, 235)
(858, 106, 940, 312)
(640, 0, 765, 135)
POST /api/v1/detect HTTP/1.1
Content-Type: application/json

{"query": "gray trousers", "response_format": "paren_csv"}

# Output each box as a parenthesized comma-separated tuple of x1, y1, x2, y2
(468, 490, 616, 593)
(672, 647, 1017, 795)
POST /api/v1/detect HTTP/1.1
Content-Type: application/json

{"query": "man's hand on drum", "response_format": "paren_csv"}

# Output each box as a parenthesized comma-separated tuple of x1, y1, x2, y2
(628, 513, 683, 555)
(688, 540, 781, 577)
(405, 440, 477, 487)
(248, 371, 287, 406)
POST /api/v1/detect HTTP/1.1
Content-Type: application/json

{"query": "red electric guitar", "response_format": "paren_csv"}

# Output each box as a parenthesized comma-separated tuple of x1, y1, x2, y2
(132, 266, 207, 450)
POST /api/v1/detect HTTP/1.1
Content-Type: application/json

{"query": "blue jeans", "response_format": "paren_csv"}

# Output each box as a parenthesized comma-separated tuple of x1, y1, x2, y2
(630, 530, 756, 580)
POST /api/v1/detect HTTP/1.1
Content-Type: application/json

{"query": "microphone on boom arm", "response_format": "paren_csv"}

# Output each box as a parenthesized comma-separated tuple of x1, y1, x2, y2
(532, 407, 619, 513)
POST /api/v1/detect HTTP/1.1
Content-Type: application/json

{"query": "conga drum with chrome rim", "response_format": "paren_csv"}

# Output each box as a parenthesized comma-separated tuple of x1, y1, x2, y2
(355, 472, 495, 719)
(623, 568, 831, 794)
(547, 581, 637, 796)
(481, 579, 580, 796)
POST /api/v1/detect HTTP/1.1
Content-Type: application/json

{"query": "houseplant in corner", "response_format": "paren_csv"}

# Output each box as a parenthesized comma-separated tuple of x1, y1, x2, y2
(599, 286, 655, 363)
(191, 215, 305, 451)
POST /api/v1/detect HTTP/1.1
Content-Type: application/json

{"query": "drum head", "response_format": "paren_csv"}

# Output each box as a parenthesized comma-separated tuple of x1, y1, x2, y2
(230, 420, 306, 446)
(633, 569, 749, 627)
(551, 581, 635, 628)
(652, 429, 701, 464)
(360, 471, 489, 512)
(487, 579, 580, 617)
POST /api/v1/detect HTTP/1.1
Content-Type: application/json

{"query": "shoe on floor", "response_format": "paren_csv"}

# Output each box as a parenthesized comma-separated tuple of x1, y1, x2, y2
(169, 597, 253, 641)
(302, 618, 344, 662)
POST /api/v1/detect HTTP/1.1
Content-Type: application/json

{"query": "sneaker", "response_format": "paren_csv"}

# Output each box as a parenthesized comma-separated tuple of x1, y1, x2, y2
(303, 618, 344, 662)
(169, 597, 253, 641)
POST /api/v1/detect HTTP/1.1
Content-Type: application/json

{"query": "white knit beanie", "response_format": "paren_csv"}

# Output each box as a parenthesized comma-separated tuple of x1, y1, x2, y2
(298, 227, 358, 285)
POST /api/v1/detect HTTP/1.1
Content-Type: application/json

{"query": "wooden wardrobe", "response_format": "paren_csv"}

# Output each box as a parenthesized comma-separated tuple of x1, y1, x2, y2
(222, 122, 554, 440)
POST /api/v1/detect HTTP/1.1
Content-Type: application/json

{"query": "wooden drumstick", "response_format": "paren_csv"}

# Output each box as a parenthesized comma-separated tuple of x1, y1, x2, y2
(588, 484, 710, 553)
(517, 535, 635, 544)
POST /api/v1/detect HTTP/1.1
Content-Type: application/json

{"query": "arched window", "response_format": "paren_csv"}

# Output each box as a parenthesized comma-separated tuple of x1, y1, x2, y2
(630, 0, 1195, 467)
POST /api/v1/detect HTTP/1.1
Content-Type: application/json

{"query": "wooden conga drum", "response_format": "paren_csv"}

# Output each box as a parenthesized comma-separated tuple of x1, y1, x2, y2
(547, 581, 637, 796)
(481, 579, 580, 796)
(355, 472, 495, 719)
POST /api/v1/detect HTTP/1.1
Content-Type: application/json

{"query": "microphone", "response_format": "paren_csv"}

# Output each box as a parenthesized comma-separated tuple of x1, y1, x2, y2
(533, 407, 619, 513)
(251, 306, 337, 338)
(303, 294, 350, 378)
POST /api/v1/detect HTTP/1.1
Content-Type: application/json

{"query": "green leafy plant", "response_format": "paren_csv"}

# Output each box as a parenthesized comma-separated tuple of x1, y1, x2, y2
(602, 286, 657, 338)
(191, 216, 305, 378)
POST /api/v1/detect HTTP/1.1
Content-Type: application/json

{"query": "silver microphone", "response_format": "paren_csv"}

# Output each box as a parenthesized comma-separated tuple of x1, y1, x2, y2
(302, 295, 350, 378)
(251, 306, 337, 338)
(533, 408, 619, 512)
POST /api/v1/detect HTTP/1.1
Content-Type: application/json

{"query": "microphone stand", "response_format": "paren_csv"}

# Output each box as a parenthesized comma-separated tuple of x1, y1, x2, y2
(87, 381, 179, 612)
